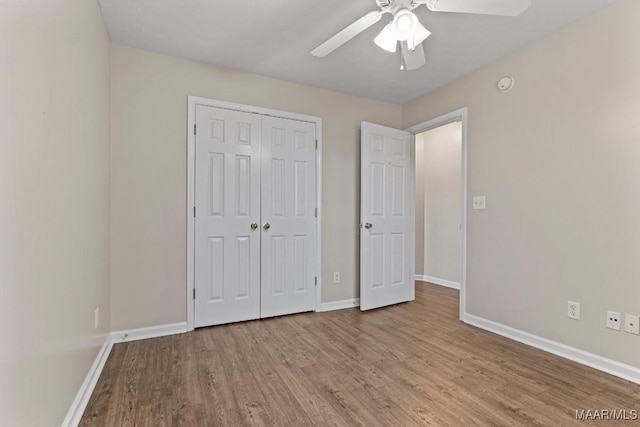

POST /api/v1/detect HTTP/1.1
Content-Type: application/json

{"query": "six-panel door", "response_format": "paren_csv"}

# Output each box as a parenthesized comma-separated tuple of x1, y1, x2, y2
(194, 105, 262, 327)
(360, 122, 414, 311)
(260, 116, 317, 318)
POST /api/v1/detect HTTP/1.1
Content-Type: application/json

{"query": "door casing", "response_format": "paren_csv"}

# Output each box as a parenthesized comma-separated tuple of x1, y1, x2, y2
(186, 96, 323, 331)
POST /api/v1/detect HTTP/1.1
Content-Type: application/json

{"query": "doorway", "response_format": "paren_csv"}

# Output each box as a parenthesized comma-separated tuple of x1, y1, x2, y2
(406, 108, 468, 319)
(415, 121, 462, 288)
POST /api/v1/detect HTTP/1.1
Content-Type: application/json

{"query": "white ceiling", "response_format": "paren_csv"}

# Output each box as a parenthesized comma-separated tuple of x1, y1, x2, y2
(99, 0, 618, 104)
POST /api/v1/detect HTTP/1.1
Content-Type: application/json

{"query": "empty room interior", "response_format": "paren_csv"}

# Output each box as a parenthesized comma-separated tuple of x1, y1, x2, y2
(2, 0, 640, 425)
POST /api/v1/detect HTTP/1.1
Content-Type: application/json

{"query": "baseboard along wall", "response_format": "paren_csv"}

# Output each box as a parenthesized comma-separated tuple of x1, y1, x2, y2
(415, 275, 460, 290)
(317, 298, 360, 312)
(110, 322, 188, 344)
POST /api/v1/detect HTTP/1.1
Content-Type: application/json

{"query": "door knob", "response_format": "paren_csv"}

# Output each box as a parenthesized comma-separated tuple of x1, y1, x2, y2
(364, 223, 373, 229)
(263, 222, 271, 230)
(250, 223, 258, 230)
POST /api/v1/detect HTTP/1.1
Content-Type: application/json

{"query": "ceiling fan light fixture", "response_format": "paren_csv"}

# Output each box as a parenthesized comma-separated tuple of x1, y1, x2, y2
(374, 23, 398, 52)
(392, 8, 418, 41)
(407, 22, 431, 50)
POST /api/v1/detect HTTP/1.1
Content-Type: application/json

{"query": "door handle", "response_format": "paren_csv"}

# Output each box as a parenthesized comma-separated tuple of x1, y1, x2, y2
(263, 222, 271, 230)
(364, 223, 372, 229)
(250, 223, 258, 230)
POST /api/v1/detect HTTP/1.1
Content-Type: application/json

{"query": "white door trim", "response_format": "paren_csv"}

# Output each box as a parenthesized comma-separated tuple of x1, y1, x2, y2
(405, 107, 468, 321)
(186, 96, 322, 331)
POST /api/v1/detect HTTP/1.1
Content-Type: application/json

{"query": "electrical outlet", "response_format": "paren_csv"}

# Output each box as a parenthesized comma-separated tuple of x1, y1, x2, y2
(472, 196, 486, 210)
(567, 301, 580, 320)
(94, 307, 100, 329)
(333, 272, 340, 284)
(606, 311, 621, 331)
(624, 314, 640, 335)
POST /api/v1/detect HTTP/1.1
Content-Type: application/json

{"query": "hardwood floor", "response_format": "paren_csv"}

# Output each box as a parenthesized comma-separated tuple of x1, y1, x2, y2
(81, 283, 640, 426)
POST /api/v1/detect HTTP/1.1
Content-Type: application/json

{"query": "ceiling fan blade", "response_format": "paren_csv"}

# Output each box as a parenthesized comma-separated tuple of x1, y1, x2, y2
(311, 11, 383, 57)
(401, 41, 426, 71)
(424, 0, 531, 16)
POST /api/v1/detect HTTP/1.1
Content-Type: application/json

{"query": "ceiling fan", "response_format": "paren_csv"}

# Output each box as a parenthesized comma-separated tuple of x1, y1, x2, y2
(311, 0, 532, 71)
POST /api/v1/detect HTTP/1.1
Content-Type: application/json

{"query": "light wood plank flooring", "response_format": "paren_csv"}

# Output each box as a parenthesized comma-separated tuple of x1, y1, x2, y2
(81, 283, 640, 426)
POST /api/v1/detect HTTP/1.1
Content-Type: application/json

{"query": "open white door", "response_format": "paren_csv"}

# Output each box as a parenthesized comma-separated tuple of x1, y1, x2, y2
(360, 122, 414, 311)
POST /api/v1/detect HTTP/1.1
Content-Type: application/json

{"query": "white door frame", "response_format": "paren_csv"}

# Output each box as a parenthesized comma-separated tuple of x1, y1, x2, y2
(186, 96, 323, 331)
(405, 107, 468, 321)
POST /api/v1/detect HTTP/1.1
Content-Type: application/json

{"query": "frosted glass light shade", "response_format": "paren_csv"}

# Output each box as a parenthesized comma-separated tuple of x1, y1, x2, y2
(407, 22, 431, 50)
(374, 23, 398, 52)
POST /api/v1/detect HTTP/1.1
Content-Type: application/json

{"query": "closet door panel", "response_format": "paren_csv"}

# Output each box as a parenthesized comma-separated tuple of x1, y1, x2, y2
(194, 105, 261, 327)
(260, 116, 317, 318)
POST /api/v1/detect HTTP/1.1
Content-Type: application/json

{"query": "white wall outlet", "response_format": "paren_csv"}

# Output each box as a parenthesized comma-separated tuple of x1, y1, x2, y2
(624, 314, 640, 335)
(606, 311, 621, 331)
(472, 196, 486, 210)
(94, 307, 100, 329)
(333, 272, 340, 284)
(567, 301, 580, 320)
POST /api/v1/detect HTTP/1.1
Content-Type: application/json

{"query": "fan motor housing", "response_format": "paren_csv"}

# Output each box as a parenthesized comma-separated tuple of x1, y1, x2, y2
(378, 0, 418, 14)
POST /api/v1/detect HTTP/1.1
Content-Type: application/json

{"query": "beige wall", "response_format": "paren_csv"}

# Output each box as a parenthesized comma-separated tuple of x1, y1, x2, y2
(3, 0, 639, 422)
(0, 0, 111, 425)
(110, 45, 402, 330)
(419, 122, 462, 283)
(404, 0, 640, 368)
(414, 137, 425, 276)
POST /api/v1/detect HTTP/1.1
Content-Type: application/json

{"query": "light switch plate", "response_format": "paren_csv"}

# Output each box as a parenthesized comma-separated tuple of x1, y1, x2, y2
(473, 196, 486, 210)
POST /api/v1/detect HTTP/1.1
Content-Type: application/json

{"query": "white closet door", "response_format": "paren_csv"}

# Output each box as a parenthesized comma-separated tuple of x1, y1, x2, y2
(194, 105, 261, 327)
(260, 116, 317, 318)
(360, 122, 414, 311)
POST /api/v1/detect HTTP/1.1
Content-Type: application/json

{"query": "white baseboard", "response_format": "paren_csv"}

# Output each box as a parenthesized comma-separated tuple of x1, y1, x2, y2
(63, 322, 188, 426)
(317, 298, 360, 312)
(464, 313, 640, 386)
(110, 322, 188, 343)
(62, 334, 114, 427)
(415, 275, 460, 290)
